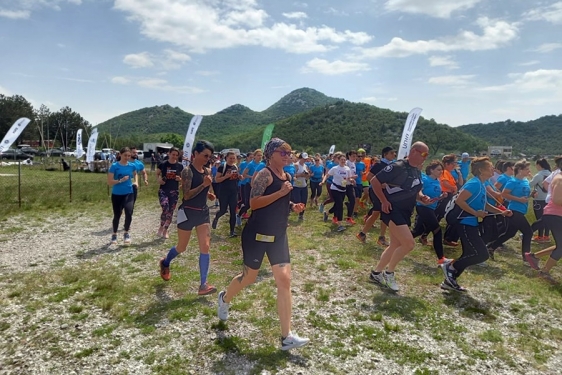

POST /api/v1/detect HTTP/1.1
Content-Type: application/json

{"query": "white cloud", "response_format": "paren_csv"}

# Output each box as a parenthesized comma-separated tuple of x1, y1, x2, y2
(384, 0, 482, 19)
(196, 70, 220, 76)
(533, 43, 562, 53)
(523, 2, 562, 24)
(428, 55, 458, 69)
(428, 75, 475, 85)
(325, 7, 349, 16)
(302, 58, 370, 75)
(111, 76, 130, 85)
(357, 17, 518, 59)
(137, 78, 205, 94)
(518, 60, 540, 66)
(113, 0, 372, 54)
(161, 49, 191, 70)
(360, 96, 397, 103)
(123, 52, 154, 68)
(0, 9, 30, 19)
(479, 69, 562, 93)
(282, 12, 307, 19)
(293, 2, 308, 8)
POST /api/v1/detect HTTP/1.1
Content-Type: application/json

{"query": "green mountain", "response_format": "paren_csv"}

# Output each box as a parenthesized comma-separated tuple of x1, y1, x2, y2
(95, 88, 342, 147)
(457, 115, 562, 156)
(218, 101, 487, 155)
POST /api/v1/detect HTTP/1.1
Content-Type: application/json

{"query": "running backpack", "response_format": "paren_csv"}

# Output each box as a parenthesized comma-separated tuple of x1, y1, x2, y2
(444, 183, 483, 225)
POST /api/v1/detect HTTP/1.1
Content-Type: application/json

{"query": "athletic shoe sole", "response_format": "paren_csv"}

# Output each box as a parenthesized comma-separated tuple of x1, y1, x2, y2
(440, 280, 467, 292)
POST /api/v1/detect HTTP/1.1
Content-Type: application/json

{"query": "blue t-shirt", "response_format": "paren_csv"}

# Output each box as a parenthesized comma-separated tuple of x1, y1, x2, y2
(459, 177, 486, 226)
(109, 162, 136, 195)
(355, 161, 366, 185)
(245, 160, 261, 179)
(504, 177, 531, 214)
(451, 169, 460, 183)
(309, 165, 324, 183)
(325, 160, 335, 183)
(458, 160, 470, 180)
(496, 173, 513, 191)
(132, 159, 145, 173)
(238, 161, 248, 186)
(484, 180, 500, 206)
(418, 174, 442, 210)
(283, 164, 296, 185)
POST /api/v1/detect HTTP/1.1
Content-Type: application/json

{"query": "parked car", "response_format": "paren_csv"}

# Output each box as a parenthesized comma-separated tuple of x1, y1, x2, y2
(63, 150, 76, 157)
(20, 147, 39, 154)
(38, 148, 64, 157)
(0, 149, 34, 160)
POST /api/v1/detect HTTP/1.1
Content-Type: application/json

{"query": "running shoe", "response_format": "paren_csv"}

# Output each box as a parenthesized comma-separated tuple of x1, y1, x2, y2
(212, 217, 218, 230)
(440, 279, 467, 292)
(110, 234, 118, 245)
(443, 240, 459, 247)
(538, 271, 556, 284)
(337, 225, 346, 232)
(524, 252, 540, 270)
(356, 232, 366, 243)
(198, 283, 217, 296)
(323, 212, 328, 222)
(123, 233, 131, 245)
(241, 213, 250, 220)
(476, 262, 488, 267)
(369, 271, 386, 287)
(217, 291, 229, 321)
(440, 263, 459, 289)
(229, 231, 238, 238)
(346, 217, 356, 225)
(319, 204, 324, 213)
(159, 258, 170, 281)
(281, 332, 310, 351)
(163, 229, 169, 239)
(377, 236, 390, 247)
(437, 257, 452, 266)
(236, 215, 242, 227)
(418, 236, 429, 246)
(384, 272, 399, 292)
(332, 216, 338, 225)
(532, 235, 542, 242)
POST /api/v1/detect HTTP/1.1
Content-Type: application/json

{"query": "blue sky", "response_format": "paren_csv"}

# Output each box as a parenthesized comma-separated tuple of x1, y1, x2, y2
(1, 0, 561, 128)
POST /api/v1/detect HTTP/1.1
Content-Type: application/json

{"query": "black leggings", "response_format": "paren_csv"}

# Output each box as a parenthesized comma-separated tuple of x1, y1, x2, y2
(310, 181, 322, 200)
(238, 183, 251, 216)
(331, 190, 346, 221)
(455, 224, 489, 276)
(215, 188, 238, 232)
(543, 215, 562, 260)
(531, 200, 550, 237)
(322, 182, 334, 205)
(345, 185, 355, 218)
(111, 193, 134, 233)
(480, 215, 498, 245)
(411, 205, 444, 259)
(488, 211, 532, 259)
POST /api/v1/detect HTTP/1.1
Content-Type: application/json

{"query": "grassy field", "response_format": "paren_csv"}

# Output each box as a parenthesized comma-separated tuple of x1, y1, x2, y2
(0, 159, 561, 374)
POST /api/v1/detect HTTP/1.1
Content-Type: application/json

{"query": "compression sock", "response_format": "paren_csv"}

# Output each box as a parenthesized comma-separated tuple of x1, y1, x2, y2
(199, 253, 210, 286)
(163, 246, 178, 267)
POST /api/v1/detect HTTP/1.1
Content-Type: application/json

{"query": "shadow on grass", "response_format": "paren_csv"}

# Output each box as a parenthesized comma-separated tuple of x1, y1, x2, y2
(366, 293, 432, 322)
(90, 228, 113, 237)
(441, 290, 498, 323)
(76, 237, 163, 259)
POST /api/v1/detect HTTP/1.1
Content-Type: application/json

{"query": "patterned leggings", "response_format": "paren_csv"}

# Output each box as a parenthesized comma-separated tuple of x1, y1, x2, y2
(159, 189, 179, 229)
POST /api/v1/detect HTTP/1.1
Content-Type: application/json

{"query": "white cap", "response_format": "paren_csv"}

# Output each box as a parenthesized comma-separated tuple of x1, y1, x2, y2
(301, 152, 308, 159)
(462, 152, 469, 158)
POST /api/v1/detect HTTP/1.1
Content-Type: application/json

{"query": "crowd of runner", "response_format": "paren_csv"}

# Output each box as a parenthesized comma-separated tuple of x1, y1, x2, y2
(106, 139, 562, 350)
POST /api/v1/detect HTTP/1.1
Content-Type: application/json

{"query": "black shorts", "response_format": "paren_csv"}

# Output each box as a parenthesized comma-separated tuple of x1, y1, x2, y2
(177, 205, 210, 231)
(369, 188, 382, 212)
(241, 226, 290, 270)
(381, 207, 413, 227)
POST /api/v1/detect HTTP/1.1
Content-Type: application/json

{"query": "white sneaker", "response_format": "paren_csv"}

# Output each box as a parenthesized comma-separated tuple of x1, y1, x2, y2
(384, 272, 400, 292)
(217, 291, 229, 321)
(281, 332, 309, 351)
(123, 233, 131, 245)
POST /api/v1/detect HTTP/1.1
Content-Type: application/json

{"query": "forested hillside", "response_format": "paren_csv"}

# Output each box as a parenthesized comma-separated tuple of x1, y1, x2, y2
(457, 115, 562, 156)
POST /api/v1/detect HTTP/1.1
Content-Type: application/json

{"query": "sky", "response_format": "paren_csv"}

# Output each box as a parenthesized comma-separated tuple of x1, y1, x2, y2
(1, 0, 561, 128)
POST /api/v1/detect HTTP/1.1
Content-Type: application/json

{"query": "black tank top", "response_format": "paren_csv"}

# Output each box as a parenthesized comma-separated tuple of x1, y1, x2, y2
(245, 167, 291, 236)
(183, 164, 210, 209)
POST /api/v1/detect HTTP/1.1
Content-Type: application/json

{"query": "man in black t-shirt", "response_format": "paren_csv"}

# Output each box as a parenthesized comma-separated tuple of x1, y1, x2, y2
(368, 141, 431, 292)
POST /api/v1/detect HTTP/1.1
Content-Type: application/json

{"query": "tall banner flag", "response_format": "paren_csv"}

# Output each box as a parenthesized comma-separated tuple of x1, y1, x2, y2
(329, 145, 335, 154)
(75, 129, 84, 158)
(261, 123, 275, 150)
(397, 107, 423, 160)
(183, 115, 203, 166)
(86, 129, 99, 163)
(0, 117, 31, 153)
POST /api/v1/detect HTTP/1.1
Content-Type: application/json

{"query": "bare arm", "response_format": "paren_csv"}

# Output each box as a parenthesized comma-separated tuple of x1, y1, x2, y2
(249, 169, 291, 210)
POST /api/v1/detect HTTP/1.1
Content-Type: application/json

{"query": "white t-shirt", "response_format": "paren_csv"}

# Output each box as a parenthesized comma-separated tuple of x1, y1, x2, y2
(294, 162, 309, 188)
(545, 169, 561, 203)
(328, 165, 352, 192)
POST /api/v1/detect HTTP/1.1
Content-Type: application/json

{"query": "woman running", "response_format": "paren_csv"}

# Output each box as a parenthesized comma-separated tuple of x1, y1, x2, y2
(440, 157, 512, 291)
(107, 147, 137, 245)
(309, 156, 325, 207)
(238, 149, 264, 225)
(320, 154, 352, 232)
(159, 140, 217, 296)
(411, 160, 448, 265)
(212, 152, 239, 237)
(529, 158, 552, 242)
(292, 152, 310, 221)
(156, 147, 184, 239)
(487, 160, 532, 262)
(524, 173, 562, 282)
(217, 138, 309, 351)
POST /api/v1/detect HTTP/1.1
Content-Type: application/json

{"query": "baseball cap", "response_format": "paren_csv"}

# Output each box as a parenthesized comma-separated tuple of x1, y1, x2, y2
(357, 148, 366, 154)
(300, 152, 308, 159)
(462, 152, 469, 158)
(381, 146, 396, 156)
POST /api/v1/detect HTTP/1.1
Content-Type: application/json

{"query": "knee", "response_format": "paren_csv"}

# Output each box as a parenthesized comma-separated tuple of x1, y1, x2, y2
(402, 238, 416, 251)
(276, 274, 292, 291)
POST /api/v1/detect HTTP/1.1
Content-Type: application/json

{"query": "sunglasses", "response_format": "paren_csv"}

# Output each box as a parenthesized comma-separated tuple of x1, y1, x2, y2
(413, 149, 429, 157)
(274, 150, 292, 157)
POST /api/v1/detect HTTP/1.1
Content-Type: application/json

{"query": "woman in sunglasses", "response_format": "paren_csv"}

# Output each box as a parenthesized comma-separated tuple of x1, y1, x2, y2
(159, 140, 218, 296)
(217, 138, 309, 351)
